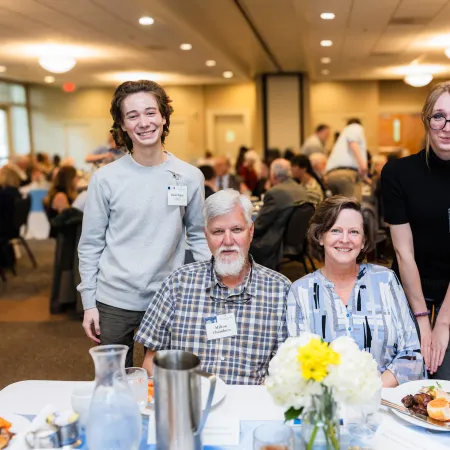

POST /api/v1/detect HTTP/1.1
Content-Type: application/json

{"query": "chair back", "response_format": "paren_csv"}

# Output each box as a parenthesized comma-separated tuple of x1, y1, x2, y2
(283, 202, 315, 256)
(13, 196, 31, 231)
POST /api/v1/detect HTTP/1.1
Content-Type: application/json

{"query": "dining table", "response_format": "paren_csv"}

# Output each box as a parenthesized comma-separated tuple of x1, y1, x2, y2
(0, 380, 449, 449)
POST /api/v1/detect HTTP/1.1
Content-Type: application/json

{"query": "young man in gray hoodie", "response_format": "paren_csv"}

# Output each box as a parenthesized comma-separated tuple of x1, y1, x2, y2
(77, 80, 210, 366)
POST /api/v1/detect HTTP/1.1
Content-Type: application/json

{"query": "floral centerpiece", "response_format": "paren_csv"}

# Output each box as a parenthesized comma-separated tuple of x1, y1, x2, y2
(266, 333, 381, 450)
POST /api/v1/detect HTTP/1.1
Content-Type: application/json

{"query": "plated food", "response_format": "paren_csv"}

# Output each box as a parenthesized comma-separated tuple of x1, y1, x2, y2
(148, 378, 154, 404)
(401, 382, 450, 422)
(0, 417, 14, 450)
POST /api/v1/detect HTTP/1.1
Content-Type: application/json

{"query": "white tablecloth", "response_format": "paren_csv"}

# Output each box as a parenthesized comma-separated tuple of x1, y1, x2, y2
(1, 381, 449, 449)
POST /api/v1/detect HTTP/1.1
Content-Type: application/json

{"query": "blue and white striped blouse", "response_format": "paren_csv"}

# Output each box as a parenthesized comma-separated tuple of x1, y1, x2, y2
(287, 264, 424, 384)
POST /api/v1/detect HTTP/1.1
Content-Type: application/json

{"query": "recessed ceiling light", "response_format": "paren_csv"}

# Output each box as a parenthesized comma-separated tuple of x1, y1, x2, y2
(320, 13, 335, 20)
(0, 66, 6, 73)
(180, 43, 192, 51)
(206, 60, 216, 67)
(44, 76, 55, 83)
(321, 69, 330, 75)
(139, 16, 154, 25)
(320, 40, 333, 47)
(321, 57, 331, 64)
(223, 71, 234, 79)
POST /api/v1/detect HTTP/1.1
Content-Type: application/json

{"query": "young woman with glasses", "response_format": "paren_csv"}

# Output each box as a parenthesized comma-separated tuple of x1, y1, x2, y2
(381, 81, 450, 380)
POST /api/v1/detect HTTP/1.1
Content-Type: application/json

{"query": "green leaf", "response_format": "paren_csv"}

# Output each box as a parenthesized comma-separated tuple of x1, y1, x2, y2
(284, 407, 304, 422)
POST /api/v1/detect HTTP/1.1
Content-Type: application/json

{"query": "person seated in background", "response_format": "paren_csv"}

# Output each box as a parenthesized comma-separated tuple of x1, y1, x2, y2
(252, 161, 271, 199)
(309, 152, 328, 187)
(291, 154, 324, 206)
(234, 145, 248, 175)
(287, 196, 424, 387)
(238, 150, 261, 194)
(250, 158, 308, 269)
(198, 165, 217, 199)
(135, 189, 290, 385)
(43, 166, 79, 236)
(0, 166, 22, 239)
(301, 124, 330, 156)
(214, 156, 245, 192)
(85, 133, 124, 165)
(196, 150, 214, 167)
(283, 148, 296, 161)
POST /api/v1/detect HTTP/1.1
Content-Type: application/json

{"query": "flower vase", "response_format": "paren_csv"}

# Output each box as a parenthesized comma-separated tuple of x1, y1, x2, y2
(301, 389, 340, 450)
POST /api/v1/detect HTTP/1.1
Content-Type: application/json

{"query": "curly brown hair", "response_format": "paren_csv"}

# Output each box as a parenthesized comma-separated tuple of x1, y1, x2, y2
(110, 80, 174, 152)
(307, 196, 373, 263)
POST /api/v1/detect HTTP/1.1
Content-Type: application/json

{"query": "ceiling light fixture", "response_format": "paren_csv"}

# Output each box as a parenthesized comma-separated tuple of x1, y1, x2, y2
(180, 43, 192, 51)
(39, 56, 76, 73)
(321, 57, 331, 64)
(321, 69, 330, 76)
(320, 13, 335, 20)
(0, 66, 6, 73)
(223, 71, 234, 79)
(320, 40, 333, 47)
(44, 76, 55, 83)
(445, 48, 450, 59)
(139, 16, 154, 25)
(404, 74, 433, 87)
(206, 60, 216, 67)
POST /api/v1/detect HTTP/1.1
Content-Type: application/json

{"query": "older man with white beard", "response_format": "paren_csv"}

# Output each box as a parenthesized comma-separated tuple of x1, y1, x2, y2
(135, 189, 291, 385)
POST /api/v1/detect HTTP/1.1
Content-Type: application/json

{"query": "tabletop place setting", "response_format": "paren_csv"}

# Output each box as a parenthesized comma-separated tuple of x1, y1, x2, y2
(0, 340, 449, 450)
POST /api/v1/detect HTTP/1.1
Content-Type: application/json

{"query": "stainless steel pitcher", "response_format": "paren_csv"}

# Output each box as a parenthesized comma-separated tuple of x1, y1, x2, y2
(153, 350, 216, 450)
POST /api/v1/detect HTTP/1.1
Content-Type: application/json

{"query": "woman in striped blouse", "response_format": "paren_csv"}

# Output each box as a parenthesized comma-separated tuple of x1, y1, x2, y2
(287, 196, 424, 387)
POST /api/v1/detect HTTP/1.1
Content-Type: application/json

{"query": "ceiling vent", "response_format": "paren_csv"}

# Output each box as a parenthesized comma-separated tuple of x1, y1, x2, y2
(388, 17, 430, 26)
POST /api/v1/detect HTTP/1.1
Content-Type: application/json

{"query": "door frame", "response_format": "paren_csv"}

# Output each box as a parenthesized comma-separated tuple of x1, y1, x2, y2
(206, 109, 252, 154)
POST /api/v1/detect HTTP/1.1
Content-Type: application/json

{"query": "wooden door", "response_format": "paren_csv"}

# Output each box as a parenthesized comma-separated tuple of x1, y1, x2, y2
(379, 113, 424, 154)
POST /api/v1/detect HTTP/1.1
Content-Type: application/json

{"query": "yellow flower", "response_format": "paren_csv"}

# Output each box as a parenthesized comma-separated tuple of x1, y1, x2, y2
(297, 338, 341, 382)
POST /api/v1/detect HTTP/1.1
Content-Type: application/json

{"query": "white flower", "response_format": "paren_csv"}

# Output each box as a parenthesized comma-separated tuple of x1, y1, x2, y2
(266, 335, 381, 411)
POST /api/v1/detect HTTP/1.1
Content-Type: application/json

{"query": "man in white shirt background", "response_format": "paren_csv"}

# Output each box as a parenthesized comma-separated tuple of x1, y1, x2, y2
(301, 124, 330, 156)
(325, 118, 368, 198)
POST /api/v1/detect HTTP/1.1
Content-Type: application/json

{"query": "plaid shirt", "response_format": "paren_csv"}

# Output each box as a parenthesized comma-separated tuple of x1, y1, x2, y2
(135, 258, 291, 385)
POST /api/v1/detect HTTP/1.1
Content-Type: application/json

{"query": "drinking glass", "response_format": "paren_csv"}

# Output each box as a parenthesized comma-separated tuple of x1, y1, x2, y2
(347, 380, 382, 439)
(253, 423, 294, 450)
(125, 367, 148, 408)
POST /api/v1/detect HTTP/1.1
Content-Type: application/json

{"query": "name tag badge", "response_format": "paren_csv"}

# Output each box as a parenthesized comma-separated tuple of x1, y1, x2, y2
(205, 313, 238, 341)
(168, 185, 187, 206)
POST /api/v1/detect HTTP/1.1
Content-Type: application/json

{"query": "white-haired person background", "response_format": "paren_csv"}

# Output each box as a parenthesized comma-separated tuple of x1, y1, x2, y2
(135, 188, 291, 385)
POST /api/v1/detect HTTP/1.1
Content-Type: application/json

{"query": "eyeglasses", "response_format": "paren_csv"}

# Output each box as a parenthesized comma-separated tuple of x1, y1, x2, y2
(428, 114, 450, 130)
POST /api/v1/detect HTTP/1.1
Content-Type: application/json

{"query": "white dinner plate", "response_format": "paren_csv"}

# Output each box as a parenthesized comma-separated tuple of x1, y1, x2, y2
(0, 411, 31, 434)
(382, 379, 450, 431)
(142, 375, 227, 416)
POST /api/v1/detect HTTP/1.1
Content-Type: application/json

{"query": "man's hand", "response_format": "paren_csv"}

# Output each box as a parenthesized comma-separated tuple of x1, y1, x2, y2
(430, 322, 449, 375)
(83, 307, 101, 344)
(358, 164, 368, 178)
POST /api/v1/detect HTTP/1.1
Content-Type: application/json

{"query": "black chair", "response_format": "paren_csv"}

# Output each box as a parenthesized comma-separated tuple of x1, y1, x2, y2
(361, 202, 387, 261)
(12, 196, 38, 269)
(278, 202, 316, 274)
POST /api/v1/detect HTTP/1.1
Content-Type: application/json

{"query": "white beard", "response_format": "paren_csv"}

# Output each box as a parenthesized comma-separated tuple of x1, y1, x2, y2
(214, 246, 246, 277)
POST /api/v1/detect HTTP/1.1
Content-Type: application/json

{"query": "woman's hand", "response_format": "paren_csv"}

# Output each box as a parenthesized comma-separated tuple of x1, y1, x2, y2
(416, 316, 432, 371)
(430, 322, 450, 375)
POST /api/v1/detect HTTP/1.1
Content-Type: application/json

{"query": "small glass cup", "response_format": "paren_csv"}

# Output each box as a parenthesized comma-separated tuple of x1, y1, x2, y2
(125, 367, 148, 408)
(253, 423, 294, 450)
(347, 381, 382, 439)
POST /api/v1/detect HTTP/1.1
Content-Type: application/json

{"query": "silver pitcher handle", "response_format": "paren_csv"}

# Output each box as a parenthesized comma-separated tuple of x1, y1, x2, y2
(193, 370, 216, 436)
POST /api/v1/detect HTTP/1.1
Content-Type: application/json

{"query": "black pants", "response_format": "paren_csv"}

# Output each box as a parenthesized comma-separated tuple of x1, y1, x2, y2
(426, 299, 450, 380)
(97, 301, 146, 368)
